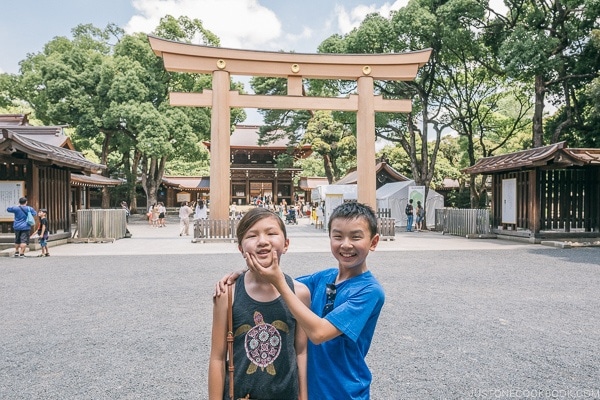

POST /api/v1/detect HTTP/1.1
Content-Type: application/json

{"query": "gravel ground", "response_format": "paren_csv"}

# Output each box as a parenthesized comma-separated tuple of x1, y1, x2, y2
(1, 237, 599, 399)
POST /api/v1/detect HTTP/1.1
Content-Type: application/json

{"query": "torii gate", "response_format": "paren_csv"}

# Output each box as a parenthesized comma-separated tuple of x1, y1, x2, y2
(148, 36, 431, 220)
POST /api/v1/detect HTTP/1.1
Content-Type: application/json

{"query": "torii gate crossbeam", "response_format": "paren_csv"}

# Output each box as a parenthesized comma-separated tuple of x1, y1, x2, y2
(148, 36, 431, 220)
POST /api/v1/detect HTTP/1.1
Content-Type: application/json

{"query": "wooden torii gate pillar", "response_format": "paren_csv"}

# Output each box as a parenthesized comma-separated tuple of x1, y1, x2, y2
(148, 36, 431, 220)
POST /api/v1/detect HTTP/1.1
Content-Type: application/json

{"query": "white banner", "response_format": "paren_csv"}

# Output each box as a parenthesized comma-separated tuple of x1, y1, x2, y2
(0, 181, 25, 221)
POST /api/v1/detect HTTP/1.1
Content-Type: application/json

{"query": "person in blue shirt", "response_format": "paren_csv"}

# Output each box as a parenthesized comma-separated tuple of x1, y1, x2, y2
(219, 202, 385, 399)
(7, 197, 37, 258)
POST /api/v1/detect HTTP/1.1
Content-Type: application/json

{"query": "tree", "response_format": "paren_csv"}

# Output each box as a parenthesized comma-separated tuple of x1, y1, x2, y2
(495, 0, 600, 147)
(15, 16, 245, 211)
(303, 111, 356, 183)
(318, 3, 473, 206)
(18, 24, 121, 207)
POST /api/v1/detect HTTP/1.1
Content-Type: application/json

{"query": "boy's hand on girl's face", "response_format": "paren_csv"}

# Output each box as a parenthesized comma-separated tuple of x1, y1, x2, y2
(246, 250, 283, 284)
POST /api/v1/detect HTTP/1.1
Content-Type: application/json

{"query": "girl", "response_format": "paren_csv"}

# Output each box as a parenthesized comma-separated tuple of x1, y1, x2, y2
(208, 208, 310, 400)
(158, 202, 167, 227)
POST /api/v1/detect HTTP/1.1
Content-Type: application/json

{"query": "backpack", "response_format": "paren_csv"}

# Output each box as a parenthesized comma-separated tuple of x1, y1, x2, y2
(21, 206, 35, 226)
(405, 204, 413, 216)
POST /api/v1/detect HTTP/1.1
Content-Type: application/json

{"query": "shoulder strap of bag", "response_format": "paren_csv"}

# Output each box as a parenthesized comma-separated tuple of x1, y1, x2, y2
(227, 286, 235, 400)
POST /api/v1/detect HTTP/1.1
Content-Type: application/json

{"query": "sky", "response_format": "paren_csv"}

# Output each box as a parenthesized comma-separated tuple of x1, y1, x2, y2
(0, 0, 507, 126)
(0, 0, 412, 123)
(0, 0, 410, 74)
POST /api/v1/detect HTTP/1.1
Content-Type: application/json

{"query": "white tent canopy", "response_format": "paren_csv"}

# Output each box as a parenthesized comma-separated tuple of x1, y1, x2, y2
(311, 184, 357, 227)
(376, 181, 444, 228)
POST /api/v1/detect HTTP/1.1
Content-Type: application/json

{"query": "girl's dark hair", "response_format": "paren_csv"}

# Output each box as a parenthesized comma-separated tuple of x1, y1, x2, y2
(236, 207, 287, 243)
(198, 200, 204, 209)
(327, 202, 378, 237)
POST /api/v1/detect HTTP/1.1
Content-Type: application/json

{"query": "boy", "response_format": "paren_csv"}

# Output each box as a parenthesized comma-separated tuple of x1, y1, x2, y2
(226, 202, 385, 399)
(33, 208, 50, 257)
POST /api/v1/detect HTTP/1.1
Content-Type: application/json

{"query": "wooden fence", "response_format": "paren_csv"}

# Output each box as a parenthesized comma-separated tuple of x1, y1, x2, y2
(377, 208, 392, 218)
(75, 209, 127, 242)
(377, 217, 396, 241)
(193, 215, 396, 242)
(434, 208, 491, 237)
(193, 219, 239, 243)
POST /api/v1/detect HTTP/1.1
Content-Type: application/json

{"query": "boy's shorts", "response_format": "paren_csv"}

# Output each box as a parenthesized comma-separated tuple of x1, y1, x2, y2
(39, 236, 48, 247)
(14, 230, 30, 245)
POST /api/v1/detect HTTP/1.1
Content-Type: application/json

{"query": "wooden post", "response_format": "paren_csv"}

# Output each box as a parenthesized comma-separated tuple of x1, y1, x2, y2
(528, 169, 540, 234)
(356, 76, 376, 209)
(210, 70, 231, 220)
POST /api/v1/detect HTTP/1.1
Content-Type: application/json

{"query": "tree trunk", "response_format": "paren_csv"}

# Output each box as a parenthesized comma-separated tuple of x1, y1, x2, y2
(101, 187, 111, 209)
(469, 174, 480, 208)
(323, 155, 334, 184)
(532, 74, 545, 148)
(100, 131, 113, 209)
(141, 156, 167, 210)
(128, 152, 142, 214)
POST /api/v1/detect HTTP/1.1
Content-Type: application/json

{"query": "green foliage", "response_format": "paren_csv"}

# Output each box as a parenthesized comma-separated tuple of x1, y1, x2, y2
(165, 158, 210, 176)
(0, 74, 19, 108)
(153, 15, 220, 46)
(295, 155, 326, 177)
(377, 145, 413, 178)
(304, 110, 356, 182)
(10, 17, 234, 208)
(274, 153, 294, 169)
(496, 0, 600, 145)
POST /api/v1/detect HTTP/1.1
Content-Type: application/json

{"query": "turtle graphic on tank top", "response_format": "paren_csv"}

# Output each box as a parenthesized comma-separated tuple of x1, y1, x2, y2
(235, 310, 289, 375)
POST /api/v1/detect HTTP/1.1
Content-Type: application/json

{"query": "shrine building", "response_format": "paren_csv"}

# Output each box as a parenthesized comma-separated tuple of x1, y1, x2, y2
(160, 125, 312, 207)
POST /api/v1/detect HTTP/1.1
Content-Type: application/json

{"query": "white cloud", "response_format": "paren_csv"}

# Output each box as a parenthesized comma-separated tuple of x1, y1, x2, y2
(125, 0, 282, 49)
(285, 26, 313, 47)
(334, 0, 408, 34)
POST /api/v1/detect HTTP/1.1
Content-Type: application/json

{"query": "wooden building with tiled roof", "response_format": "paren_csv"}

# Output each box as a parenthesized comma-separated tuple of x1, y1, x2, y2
(0, 129, 105, 240)
(198, 125, 312, 207)
(334, 160, 409, 187)
(1, 114, 122, 243)
(0, 114, 122, 212)
(158, 175, 210, 207)
(463, 142, 600, 241)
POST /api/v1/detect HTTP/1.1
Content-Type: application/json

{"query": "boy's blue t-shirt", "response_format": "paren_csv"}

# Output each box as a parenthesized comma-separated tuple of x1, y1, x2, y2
(296, 268, 385, 400)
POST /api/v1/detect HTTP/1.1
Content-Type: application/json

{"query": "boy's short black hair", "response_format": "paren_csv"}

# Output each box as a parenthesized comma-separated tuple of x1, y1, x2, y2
(19, 197, 27, 205)
(328, 202, 378, 238)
